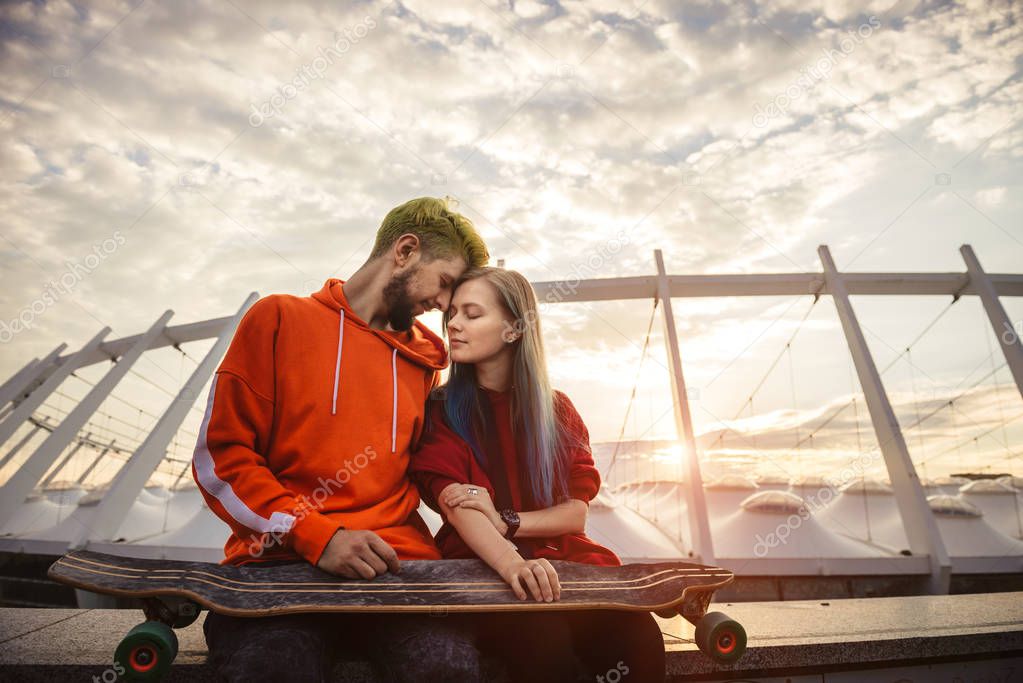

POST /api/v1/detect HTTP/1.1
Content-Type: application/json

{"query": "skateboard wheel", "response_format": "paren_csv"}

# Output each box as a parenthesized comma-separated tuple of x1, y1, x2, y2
(694, 611, 746, 664)
(115, 621, 178, 680)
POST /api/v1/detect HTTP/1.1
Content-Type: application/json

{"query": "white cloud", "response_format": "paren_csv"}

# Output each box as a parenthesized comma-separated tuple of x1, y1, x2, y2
(0, 0, 1020, 474)
(975, 186, 1007, 207)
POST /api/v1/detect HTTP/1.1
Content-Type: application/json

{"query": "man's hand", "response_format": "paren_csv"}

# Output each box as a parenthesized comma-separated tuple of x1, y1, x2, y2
(316, 529, 401, 579)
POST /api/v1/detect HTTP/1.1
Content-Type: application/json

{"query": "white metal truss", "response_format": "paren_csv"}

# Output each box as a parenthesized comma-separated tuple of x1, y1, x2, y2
(0, 245, 1020, 591)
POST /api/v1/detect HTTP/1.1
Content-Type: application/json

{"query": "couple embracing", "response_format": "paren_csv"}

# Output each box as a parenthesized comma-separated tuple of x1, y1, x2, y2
(192, 197, 666, 682)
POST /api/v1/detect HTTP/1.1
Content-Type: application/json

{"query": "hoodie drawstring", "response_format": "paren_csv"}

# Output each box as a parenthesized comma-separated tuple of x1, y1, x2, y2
(391, 348, 397, 453)
(331, 309, 398, 454)
(331, 309, 345, 415)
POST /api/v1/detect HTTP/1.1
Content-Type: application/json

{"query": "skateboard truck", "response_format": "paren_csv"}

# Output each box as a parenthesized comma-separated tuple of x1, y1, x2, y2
(655, 589, 747, 664)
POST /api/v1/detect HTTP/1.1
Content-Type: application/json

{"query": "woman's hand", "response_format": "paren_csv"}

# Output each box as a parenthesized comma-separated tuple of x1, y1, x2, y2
(440, 483, 504, 533)
(498, 557, 561, 602)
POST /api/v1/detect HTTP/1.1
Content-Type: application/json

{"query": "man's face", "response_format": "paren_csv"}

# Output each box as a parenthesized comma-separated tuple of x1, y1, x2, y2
(383, 254, 467, 331)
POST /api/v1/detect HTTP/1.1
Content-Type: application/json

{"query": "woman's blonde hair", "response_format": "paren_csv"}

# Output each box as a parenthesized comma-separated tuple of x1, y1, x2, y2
(439, 267, 571, 507)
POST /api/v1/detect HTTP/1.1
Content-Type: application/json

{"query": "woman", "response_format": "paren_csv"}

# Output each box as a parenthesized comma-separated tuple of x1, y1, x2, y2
(410, 267, 665, 683)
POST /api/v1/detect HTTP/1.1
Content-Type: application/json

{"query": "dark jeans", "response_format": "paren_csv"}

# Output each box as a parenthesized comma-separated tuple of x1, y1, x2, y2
(203, 610, 481, 682)
(204, 608, 665, 683)
(476, 610, 665, 683)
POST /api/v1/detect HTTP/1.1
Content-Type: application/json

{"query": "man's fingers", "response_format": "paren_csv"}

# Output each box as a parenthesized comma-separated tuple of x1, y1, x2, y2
(359, 548, 388, 576)
(349, 558, 377, 580)
(319, 560, 343, 577)
(332, 564, 358, 579)
(368, 534, 401, 574)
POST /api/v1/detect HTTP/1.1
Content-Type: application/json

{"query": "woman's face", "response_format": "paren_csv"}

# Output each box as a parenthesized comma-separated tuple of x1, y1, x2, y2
(446, 278, 518, 365)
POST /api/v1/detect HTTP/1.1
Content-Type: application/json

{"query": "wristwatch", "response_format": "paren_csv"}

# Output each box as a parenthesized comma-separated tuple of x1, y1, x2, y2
(499, 509, 520, 539)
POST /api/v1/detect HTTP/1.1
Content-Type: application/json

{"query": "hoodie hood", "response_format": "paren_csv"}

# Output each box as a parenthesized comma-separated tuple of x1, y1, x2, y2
(311, 279, 448, 448)
(312, 278, 449, 370)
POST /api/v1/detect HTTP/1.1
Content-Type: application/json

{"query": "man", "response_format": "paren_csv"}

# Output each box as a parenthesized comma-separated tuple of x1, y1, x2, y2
(192, 197, 489, 682)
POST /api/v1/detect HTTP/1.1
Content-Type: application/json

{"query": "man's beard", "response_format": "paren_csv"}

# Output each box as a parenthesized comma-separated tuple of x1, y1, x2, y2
(383, 267, 419, 332)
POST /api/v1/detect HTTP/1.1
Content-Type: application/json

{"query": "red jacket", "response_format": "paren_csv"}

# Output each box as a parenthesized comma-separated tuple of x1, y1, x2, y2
(191, 279, 444, 566)
(410, 387, 620, 566)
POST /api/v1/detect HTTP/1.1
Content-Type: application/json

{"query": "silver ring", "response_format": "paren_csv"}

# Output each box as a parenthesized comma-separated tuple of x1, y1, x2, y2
(468, 487, 479, 496)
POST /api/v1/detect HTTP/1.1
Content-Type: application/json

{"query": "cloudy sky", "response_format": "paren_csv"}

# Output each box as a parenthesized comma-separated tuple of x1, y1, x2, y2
(0, 0, 1020, 488)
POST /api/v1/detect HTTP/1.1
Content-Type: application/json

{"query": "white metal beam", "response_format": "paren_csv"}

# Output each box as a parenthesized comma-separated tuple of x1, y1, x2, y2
(16, 271, 1020, 378)
(654, 250, 715, 565)
(75, 440, 115, 486)
(960, 244, 1023, 400)
(0, 424, 42, 473)
(0, 313, 171, 526)
(0, 358, 38, 407)
(0, 344, 67, 411)
(74, 293, 258, 547)
(818, 245, 951, 594)
(530, 271, 1023, 303)
(36, 315, 238, 379)
(41, 440, 87, 488)
(0, 328, 110, 454)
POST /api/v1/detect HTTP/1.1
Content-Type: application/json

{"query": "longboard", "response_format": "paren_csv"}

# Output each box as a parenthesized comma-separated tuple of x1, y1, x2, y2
(49, 550, 746, 679)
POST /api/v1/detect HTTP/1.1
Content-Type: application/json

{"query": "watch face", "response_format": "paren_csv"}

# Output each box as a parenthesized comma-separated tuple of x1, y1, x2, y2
(500, 509, 519, 537)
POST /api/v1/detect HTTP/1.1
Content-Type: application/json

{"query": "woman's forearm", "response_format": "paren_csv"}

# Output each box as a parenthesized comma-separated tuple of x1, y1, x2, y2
(443, 500, 563, 603)
(443, 503, 522, 575)
(515, 499, 587, 538)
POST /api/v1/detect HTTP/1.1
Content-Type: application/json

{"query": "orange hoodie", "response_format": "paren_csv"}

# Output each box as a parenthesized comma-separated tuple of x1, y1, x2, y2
(191, 279, 446, 566)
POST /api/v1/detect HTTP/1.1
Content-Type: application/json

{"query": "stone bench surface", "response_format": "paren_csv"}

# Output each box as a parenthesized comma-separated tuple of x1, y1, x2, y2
(1, 591, 1021, 681)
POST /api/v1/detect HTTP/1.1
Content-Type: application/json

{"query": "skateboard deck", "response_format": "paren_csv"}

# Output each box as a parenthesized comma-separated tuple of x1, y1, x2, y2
(49, 549, 747, 678)
(50, 549, 732, 615)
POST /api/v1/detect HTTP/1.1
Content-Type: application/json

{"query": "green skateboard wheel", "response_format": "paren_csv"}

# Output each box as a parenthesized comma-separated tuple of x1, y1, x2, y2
(114, 620, 178, 681)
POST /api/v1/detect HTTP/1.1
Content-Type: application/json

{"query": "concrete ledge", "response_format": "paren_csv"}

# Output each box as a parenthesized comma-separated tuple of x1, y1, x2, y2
(2, 592, 1022, 682)
(662, 591, 1023, 679)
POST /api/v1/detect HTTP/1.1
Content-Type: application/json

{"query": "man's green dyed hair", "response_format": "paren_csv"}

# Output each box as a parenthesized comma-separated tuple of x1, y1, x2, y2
(371, 197, 489, 268)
